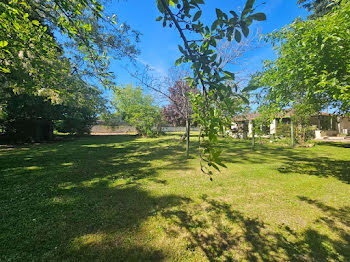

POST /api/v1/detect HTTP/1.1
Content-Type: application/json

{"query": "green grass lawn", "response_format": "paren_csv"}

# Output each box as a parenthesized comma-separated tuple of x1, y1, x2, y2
(1, 135, 350, 261)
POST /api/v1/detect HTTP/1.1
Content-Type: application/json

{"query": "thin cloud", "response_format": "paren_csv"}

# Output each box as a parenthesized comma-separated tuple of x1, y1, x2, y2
(135, 57, 167, 76)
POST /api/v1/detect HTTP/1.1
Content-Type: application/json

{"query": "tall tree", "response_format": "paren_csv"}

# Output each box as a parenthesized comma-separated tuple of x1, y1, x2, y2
(248, 1, 349, 145)
(1, 0, 138, 139)
(162, 78, 197, 157)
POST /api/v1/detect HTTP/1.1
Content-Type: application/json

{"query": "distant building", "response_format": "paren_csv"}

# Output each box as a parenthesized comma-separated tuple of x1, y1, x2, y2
(231, 112, 350, 139)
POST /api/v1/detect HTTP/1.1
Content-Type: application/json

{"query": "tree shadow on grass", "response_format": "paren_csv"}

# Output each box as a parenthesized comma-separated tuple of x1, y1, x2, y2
(315, 141, 350, 149)
(0, 135, 192, 260)
(297, 196, 350, 260)
(277, 156, 350, 184)
(161, 196, 350, 261)
(216, 139, 350, 184)
(218, 139, 305, 165)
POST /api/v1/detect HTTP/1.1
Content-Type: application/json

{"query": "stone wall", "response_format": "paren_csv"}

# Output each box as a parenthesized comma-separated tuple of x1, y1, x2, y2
(90, 125, 199, 134)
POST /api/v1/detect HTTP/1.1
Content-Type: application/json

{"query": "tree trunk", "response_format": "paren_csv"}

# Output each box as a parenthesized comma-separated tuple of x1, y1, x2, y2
(186, 117, 190, 158)
(252, 120, 255, 149)
(291, 120, 295, 147)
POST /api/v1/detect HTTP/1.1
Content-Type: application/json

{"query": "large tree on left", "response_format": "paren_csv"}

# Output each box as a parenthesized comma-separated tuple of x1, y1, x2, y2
(0, 0, 137, 140)
(0, 0, 139, 97)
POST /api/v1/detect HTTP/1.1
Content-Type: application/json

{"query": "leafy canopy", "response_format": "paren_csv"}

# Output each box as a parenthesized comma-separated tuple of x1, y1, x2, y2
(256, 1, 350, 116)
(0, 0, 139, 97)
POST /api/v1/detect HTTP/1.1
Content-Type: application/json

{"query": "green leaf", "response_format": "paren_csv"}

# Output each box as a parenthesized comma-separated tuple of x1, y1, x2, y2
(156, 0, 168, 14)
(0, 66, 10, 73)
(175, 57, 182, 66)
(216, 8, 223, 19)
(211, 20, 219, 31)
(0, 41, 8, 48)
(241, 24, 249, 37)
(242, 84, 259, 92)
(32, 20, 40, 26)
(250, 12, 266, 21)
(169, 0, 175, 8)
(234, 30, 241, 43)
(210, 38, 217, 47)
(193, 10, 202, 22)
(229, 11, 238, 19)
(224, 71, 235, 80)
(83, 23, 92, 31)
(242, 0, 255, 17)
(156, 16, 163, 21)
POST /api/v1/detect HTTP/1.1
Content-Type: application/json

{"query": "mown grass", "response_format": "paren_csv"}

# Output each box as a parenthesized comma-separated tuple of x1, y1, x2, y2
(1, 134, 349, 261)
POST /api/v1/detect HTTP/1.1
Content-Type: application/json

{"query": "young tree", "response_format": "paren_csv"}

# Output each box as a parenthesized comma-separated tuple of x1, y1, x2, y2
(162, 78, 198, 157)
(162, 80, 194, 126)
(112, 85, 162, 137)
(155, 0, 266, 178)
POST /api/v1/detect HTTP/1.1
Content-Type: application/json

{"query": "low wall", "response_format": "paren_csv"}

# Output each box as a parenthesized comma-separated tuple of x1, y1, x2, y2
(315, 130, 339, 139)
(90, 125, 199, 134)
(160, 126, 200, 132)
(91, 125, 136, 134)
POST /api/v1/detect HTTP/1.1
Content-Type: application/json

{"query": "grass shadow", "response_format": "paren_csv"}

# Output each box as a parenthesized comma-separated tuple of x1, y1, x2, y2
(161, 196, 350, 261)
(217, 138, 350, 184)
(0, 135, 191, 260)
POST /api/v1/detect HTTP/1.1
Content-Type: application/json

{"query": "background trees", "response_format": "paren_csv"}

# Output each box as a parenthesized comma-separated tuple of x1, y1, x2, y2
(111, 85, 162, 137)
(0, 78, 107, 141)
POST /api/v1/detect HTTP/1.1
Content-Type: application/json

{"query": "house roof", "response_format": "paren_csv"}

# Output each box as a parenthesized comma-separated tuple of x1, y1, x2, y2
(233, 113, 260, 121)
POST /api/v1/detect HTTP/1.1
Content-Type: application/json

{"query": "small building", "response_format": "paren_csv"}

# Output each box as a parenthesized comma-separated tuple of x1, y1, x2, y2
(231, 112, 350, 139)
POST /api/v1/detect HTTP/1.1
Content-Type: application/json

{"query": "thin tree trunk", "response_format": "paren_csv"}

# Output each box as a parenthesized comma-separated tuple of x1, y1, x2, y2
(291, 120, 295, 147)
(186, 117, 190, 158)
(252, 120, 255, 149)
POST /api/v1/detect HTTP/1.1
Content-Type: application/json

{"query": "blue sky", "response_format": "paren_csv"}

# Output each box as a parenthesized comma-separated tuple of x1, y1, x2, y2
(104, 0, 308, 100)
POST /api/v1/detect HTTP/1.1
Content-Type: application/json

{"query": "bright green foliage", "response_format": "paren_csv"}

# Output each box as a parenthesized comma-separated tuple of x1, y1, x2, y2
(112, 85, 162, 137)
(0, 1, 68, 94)
(0, 0, 139, 96)
(156, 0, 266, 177)
(257, 1, 350, 116)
